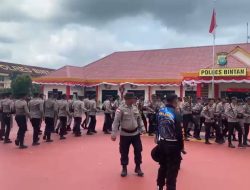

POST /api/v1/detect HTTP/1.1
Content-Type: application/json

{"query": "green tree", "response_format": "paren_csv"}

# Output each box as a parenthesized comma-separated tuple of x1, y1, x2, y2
(11, 74, 32, 98)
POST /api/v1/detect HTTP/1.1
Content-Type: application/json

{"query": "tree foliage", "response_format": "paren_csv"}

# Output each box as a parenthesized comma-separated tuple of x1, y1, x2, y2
(11, 74, 32, 97)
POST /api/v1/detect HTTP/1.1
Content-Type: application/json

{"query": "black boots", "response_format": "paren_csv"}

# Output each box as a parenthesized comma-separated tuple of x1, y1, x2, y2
(135, 165, 144, 177)
(121, 165, 127, 177)
(120, 165, 144, 177)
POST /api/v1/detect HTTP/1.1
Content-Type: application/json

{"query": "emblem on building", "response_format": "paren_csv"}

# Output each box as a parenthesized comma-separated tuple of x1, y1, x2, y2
(217, 52, 228, 66)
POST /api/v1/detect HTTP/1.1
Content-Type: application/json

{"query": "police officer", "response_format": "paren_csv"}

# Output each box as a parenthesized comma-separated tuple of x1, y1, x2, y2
(225, 97, 244, 148)
(147, 94, 159, 136)
(111, 92, 146, 177)
(67, 95, 74, 131)
(102, 95, 113, 134)
(216, 98, 229, 138)
(181, 97, 193, 141)
(81, 96, 90, 129)
(155, 93, 184, 190)
(57, 94, 70, 140)
(87, 95, 98, 135)
(15, 93, 30, 149)
(72, 96, 87, 137)
(0, 92, 14, 143)
(192, 98, 203, 140)
(0, 93, 5, 141)
(137, 96, 148, 133)
(43, 93, 57, 142)
(243, 97, 250, 146)
(201, 98, 222, 144)
(28, 92, 44, 146)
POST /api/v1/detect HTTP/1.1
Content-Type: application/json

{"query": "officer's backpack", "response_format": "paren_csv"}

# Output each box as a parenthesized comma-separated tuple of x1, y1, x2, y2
(157, 107, 177, 140)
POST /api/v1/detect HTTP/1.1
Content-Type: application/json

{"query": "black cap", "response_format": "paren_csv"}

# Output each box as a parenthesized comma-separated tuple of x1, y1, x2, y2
(151, 145, 160, 163)
(124, 92, 136, 100)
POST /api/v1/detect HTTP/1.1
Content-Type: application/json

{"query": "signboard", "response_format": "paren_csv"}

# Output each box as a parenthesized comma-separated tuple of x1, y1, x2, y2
(199, 68, 247, 77)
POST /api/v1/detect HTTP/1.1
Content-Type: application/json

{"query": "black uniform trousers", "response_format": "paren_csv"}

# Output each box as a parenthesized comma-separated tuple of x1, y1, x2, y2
(73, 117, 82, 135)
(0, 113, 11, 141)
(88, 115, 96, 133)
(15, 115, 27, 146)
(182, 114, 194, 138)
(59, 116, 67, 137)
(82, 112, 89, 128)
(45, 117, 54, 140)
(204, 122, 221, 142)
(192, 115, 201, 138)
(30, 118, 41, 143)
(141, 112, 148, 133)
(103, 113, 112, 132)
(148, 113, 157, 134)
(228, 122, 243, 145)
(157, 141, 181, 190)
(119, 134, 142, 166)
(243, 123, 250, 145)
(222, 118, 229, 136)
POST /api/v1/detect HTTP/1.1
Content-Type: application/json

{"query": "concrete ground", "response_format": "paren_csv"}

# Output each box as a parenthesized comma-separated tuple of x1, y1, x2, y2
(0, 115, 250, 190)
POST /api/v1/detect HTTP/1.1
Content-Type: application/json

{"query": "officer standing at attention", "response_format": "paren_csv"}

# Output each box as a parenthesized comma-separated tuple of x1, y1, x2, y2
(57, 94, 70, 140)
(28, 92, 44, 146)
(15, 93, 30, 149)
(72, 96, 87, 137)
(155, 94, 184, 190)
(102, 95, 113, 134)
(0, 92, 14, 143)
(192, 97, 203, 140)
(43, 93, 57, 142)
(111, 92, 146, 177)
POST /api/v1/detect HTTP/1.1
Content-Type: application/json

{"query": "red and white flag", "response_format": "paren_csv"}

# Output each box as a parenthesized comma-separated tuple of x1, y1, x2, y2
(209, 9, 217, 34)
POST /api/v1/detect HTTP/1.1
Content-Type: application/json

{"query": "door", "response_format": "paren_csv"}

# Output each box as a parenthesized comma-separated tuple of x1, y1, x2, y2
(127, 90, 145, 99)
(155, 90, 175, 100)
(102, 90, 118, 102)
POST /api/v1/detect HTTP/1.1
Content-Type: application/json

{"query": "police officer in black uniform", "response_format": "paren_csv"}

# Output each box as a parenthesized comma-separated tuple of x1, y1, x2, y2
(155, 94, 184, 190)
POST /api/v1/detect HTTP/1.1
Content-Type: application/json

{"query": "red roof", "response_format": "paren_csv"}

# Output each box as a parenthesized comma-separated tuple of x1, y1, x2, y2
(34, 43, 250, 85)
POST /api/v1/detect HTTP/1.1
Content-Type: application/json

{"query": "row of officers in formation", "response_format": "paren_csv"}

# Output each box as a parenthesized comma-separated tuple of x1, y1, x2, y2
(0, 92, 250, 149)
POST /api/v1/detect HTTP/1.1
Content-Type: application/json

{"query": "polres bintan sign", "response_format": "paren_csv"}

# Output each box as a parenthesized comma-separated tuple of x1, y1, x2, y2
(199, 68, 247, 77)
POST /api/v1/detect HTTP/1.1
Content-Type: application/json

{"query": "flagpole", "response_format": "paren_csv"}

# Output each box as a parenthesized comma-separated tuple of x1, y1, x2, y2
(211, 0, 216, 99)
(211, 33, 215, 98)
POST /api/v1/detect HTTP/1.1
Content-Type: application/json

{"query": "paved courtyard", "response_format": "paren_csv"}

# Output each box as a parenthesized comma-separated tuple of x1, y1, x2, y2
(0, 115, 250, 190)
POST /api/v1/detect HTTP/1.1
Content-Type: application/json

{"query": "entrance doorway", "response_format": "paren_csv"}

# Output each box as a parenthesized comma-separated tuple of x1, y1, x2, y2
(221, 89, 250, 101)
(102, 90, 118, 102)
(127, 90, 145, 99)
(155, 90, 175, 100)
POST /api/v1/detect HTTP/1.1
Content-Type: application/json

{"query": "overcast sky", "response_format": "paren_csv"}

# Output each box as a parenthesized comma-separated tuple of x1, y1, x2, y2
(0, 0, 249, 69)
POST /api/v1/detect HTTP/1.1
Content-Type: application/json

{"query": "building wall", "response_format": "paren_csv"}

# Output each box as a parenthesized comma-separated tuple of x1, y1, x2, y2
(70, 86, 85, 96)
(151, 86, 180, 97)
(44, 85, 67, 97)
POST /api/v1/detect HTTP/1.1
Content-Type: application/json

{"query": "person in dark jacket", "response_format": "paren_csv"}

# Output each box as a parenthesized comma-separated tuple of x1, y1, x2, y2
(155, 93, 184, 190)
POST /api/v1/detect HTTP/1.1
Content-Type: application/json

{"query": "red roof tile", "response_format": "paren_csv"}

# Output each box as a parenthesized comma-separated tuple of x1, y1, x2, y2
(35, 43, 250, 83)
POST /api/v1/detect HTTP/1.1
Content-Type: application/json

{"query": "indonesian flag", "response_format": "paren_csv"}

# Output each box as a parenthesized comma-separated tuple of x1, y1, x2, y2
(209, 9, 217, 34)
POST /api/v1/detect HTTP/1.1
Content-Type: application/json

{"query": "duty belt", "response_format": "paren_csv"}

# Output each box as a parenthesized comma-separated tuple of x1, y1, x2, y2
(121, 128, 138, 133)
